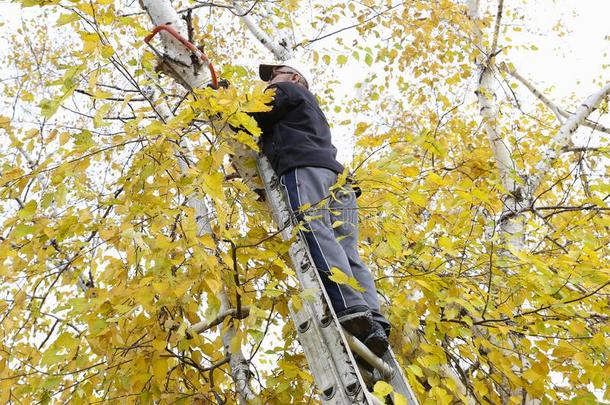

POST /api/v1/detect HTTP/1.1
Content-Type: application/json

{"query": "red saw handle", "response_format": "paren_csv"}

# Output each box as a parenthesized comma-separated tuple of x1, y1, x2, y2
(145, 24, 219, 89)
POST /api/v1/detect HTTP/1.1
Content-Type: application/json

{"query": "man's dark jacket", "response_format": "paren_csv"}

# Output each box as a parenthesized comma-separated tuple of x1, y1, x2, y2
(251, 81, 344, 177)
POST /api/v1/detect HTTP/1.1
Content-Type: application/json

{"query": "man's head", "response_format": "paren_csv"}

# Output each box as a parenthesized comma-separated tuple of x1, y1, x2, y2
(259, 62, 310, 88)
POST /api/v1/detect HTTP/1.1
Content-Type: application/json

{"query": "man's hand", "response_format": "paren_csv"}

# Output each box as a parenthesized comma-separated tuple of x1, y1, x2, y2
(207, 78, 230, 89)
(347, 174, 362, 198)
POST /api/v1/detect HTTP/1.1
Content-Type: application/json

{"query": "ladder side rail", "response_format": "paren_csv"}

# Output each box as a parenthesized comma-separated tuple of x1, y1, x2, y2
(258, 157, 374, 404)
(258, 156, 420, 405)
(382, 348, 419, 404)
(289, 302, 357, 404)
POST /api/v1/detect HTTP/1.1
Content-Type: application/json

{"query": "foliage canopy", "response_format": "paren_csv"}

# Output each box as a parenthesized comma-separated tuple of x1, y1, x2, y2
(0, 0, 608, 403)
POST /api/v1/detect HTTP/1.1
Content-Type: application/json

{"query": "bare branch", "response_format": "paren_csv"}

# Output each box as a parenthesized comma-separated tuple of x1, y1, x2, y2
(490, 0, 504, 57)
(475, 280, 610, 325)
(187, 307, 251, 335)
(529, 82, 610, 192)
(75, 89, 146, 102)
(295, 2, 405, 50)
(500, 62, 610, 134)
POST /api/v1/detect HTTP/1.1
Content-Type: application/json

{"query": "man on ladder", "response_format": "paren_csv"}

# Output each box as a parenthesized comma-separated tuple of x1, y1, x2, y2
(144, 21, 416, 402)
(250, 62, 391, 358)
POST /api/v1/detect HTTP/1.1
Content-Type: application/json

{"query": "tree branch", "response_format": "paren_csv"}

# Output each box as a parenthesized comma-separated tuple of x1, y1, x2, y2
(500, 62, 610, 134)
(232, 1, 292, 60)
(529, 82, 610, 193)
(295, 2, 405, 50)
(475, 280, 610, 325)
(75, 88, 146, 102)
(187, 307, 251, 335)
(489, 0, 504, 57)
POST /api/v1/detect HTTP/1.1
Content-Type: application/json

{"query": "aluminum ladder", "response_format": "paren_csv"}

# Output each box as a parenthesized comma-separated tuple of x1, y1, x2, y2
(257, 156, 419, 405)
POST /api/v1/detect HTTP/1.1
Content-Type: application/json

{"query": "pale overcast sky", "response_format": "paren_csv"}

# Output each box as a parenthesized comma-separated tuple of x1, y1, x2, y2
(1, 1, 607, 96)
(1, 1, 608, 162)
(509, 1, 609, 99)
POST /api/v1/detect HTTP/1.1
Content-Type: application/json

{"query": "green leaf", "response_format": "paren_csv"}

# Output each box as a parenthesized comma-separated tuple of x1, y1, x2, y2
(40, 98, 61, 119)
(408, 364, 424, 377)
(18, 200, 37, 220)
(55, 332, 79, 351)
(40, 348, 64, 367)
(13, 224, 34, 238)
(93, 104, 112, 128)
(57, 13, 79, 26)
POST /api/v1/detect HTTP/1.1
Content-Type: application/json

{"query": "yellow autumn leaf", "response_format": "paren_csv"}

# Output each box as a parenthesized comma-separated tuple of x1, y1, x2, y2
(152, 358, 169, 382)
(201, 172, 225, 201)
(328, 267, 365, 292)
(56, 13, 79, 26)
(408, 191, 427, 207)
(1, 1, 608, 402)
(291, 295, 302, 311)
(373, 380, 393, 400)
(394, 393, 408, 405)
(17, 200, 37, 220)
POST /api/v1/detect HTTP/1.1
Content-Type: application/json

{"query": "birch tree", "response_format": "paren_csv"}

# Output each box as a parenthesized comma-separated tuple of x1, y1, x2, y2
(1, 0, 608, 404)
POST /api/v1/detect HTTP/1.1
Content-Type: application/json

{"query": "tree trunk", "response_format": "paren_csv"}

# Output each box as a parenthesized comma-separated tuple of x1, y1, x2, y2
(140, 1, 256, 402)
(467, 1, 609, 403)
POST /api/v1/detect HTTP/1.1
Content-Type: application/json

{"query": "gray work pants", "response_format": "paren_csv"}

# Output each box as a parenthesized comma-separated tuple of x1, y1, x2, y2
(280, 167, 386, 324)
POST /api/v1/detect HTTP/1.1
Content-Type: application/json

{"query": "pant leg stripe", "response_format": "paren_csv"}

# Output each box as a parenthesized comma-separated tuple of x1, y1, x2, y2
(282, 169, 348, 310)
(294, 169, 348, 309)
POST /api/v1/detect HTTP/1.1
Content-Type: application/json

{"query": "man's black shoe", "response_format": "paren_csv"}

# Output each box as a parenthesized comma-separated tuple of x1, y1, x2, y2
(336, 305, 372, 337)
(376, 320, 391, 339)
(336, 306, 389, 358)
(363, 322, 389, 357)
(371, 311, 391, 338)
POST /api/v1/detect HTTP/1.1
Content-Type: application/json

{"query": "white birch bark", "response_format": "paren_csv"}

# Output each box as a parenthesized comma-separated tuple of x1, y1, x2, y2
(139, 1, 209, 89)
(233, 1, 293, 61)
(469, 0, 527, 253)
(260, 1, 294, 57)
(500, 63, 610, 134)
(140, 1, 256, 402)
(467, 2, 533, 404)
(528, 83, 610, 193)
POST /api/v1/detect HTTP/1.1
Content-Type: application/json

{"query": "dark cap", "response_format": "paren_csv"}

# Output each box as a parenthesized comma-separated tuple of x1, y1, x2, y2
(259, 62, 310, 88)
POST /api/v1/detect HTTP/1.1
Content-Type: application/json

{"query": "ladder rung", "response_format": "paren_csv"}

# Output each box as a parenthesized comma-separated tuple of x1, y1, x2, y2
(366, 393, 386, 405)
(289, 302, 362, 404)
(344, 332, 394, 380)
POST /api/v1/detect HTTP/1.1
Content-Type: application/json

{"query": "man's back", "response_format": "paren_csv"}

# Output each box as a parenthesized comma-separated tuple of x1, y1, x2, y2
(252, 81, 344, 176)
